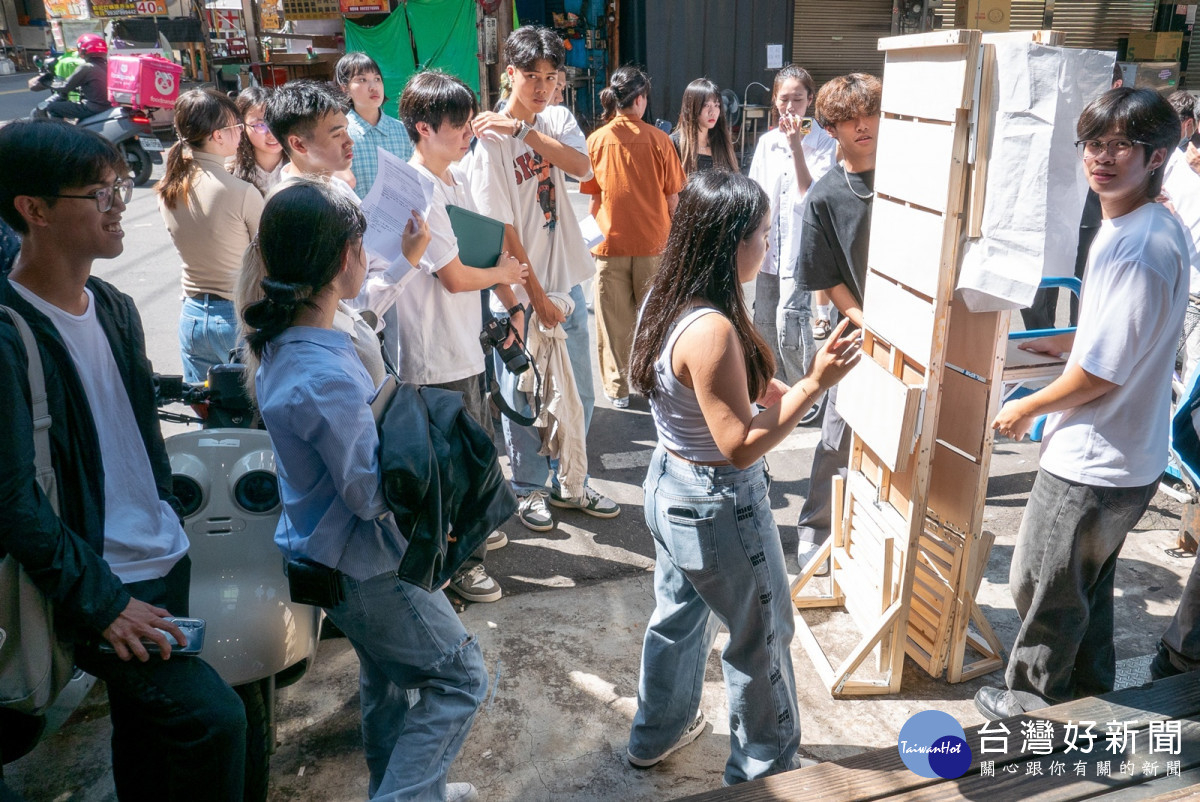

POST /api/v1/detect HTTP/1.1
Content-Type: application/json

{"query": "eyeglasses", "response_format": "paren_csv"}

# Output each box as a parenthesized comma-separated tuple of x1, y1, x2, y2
(45, 178, 134, 213)
(246, 121, 271, 135)
(1074, 138, 1153, 159)
(216, 122, 245, 136)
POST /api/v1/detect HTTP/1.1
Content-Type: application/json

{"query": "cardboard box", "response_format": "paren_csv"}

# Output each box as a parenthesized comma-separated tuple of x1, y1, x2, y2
(954, 0, 1011, 32)
(1126, 31, 1183, 62)
(1118, 61, 1180, 93)
(107, 54, 182, 109)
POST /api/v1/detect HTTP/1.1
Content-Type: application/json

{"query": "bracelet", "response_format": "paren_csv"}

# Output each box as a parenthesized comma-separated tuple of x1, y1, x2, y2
(507, 304, 525, 317)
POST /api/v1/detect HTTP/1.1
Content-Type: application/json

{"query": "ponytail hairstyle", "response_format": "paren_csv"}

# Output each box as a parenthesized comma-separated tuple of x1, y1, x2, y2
(674, 78, 738, 173)
(240, 180, 367, 358)
(232, 85, 274, 193)
(629, 170, 773, 401)
(600, 65, 650, 122)
(157, 88, 242, 210)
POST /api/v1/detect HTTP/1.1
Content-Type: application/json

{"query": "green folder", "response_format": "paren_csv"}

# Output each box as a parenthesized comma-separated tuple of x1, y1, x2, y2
(447, 204, 505, 268)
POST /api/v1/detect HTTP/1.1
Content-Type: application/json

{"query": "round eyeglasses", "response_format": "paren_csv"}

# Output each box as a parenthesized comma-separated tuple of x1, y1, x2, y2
(1074, 138, 1152, 160)
(45, 177, 134, 213)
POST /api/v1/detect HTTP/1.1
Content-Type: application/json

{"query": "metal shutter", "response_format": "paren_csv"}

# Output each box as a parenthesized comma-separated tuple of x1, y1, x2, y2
(1049, 0, 1156, 50)
(938, 1, 1048, 31)
(792, 0, 895, 87)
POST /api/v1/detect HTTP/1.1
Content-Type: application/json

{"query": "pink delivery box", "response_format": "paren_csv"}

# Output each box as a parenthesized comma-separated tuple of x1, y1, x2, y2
(107, 54, 183, 109)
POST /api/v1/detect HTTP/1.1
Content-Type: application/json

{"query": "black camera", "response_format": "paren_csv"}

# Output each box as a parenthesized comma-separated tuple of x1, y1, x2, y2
(480, 315, 530, 374)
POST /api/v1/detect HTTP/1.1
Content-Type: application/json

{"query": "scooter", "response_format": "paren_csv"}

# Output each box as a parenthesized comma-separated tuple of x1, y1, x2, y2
(27, 56, 161, 187)
(155, 364, 322, 802)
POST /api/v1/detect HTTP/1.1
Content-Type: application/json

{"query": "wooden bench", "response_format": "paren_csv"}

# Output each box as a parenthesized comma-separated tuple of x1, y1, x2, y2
(678, 671, 1200, 801)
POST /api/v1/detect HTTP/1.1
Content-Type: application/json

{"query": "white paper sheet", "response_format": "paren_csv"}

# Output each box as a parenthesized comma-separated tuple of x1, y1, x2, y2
(957, 42, 1115, 311)
(360, 147, 435, 265)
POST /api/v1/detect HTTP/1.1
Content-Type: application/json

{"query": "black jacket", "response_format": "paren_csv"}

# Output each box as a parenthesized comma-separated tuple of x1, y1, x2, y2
(378, 383, 516, 591)
(0, 276, 177, 638)
(53, 58, 109, 112)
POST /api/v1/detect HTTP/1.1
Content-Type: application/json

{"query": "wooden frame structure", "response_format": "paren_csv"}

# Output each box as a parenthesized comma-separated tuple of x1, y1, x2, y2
(790, 29, 1069, 695)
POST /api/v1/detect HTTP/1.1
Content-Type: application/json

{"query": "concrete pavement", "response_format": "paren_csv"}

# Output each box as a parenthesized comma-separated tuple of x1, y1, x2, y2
(2, 165, 1196, 801)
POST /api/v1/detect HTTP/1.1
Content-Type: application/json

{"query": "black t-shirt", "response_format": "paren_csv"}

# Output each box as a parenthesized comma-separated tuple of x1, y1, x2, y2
(669, 131, 715, 174)
(796, 165, 874, 305)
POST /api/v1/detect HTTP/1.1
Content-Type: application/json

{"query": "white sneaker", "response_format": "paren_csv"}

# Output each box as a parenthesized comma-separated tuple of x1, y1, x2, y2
(447, 564, 502, 603)
(446, 782, 479, 802)
(797, 541, 830, 577)
(607, 394, 630, 409)
(486, 530, 508, 551)
(627, 712, 706, 768)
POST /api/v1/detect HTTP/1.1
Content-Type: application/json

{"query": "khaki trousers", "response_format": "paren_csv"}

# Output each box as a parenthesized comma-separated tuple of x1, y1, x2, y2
(594, 254, 660, 398)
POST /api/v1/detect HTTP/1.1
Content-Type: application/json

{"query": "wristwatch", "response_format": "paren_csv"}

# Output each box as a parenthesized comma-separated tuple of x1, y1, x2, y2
(513, 120, 531, 142)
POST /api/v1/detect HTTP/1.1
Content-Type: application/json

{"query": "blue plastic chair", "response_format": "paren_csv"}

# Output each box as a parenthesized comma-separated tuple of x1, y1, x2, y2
(1003, 276, 1082, 442)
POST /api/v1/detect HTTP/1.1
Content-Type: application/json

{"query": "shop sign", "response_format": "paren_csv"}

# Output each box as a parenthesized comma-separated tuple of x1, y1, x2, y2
(44, 0, 87, 19)
(260, 0, 283, 30)
(90, 0, 167, 15)
(338, 0, 386, 13)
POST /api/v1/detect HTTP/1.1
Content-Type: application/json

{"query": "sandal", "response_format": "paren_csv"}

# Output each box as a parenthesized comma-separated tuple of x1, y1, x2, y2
(813, 318, 832, 340)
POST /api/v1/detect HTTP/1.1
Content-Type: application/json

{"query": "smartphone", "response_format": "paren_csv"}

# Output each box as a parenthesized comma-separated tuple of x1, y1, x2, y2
(99, 617, 205, 656)
(799, 117, 813, 135)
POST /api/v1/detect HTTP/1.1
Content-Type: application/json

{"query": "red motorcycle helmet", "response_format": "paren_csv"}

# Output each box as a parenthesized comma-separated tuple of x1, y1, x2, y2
(76, 34, 108, 56)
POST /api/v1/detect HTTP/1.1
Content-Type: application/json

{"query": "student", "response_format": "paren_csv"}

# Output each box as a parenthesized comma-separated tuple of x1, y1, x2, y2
(231, 86, 286, 195)
(975, 87, 1188, 719)
(395, 69, 528, 603)
(580, 66, 685, 409)
(336, 52, 414, 200)
(626, 170, 859, 785)
(0, 120, 246, 800)
(244, 180, 485, 802)
(158, 88, 264, 383)
(793, 73, 881, 575)
(747, 64, 837, 407)
(467, 25, 621, 532)
(263, 80, 426, 331)
(670, 78, 738, 175)
(1158, 97, 1200, 381)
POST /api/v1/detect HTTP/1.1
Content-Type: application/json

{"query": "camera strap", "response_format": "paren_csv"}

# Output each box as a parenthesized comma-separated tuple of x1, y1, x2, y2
(488, 327, 542, 427)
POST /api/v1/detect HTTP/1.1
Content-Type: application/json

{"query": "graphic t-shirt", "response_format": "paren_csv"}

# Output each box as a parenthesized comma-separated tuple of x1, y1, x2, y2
(465, 104, 594, 302)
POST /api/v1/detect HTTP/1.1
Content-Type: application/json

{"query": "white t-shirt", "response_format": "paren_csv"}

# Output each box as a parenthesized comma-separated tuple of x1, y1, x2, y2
(465, 104, 595, 302)
(1160, 149, 1200, 294)
(1040, 202, 1189, 487)
(747, 124, 837, 278)
(11, 282, 189, 583)
(390, 162, 487, 384)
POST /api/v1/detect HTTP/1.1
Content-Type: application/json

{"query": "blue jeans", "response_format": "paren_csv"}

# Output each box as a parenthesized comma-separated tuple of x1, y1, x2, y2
(495, 283, 595, 495)
(629, 445, 801, 785)
(178, 295, 237, 384)
(1006, 468, 1157, 709)
(753, 272, 815, 384)
(325, 570, 488, 801)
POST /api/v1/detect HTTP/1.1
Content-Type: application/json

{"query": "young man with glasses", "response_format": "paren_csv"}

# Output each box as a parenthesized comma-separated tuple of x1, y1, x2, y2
(975, 88, 1189, 720)
(0, 120, 247, 798)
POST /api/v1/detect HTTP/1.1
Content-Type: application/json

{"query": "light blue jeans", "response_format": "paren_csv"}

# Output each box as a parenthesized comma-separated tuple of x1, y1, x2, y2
(495, 283, 595, 495)
(629, 445, 801, 786)
(325, 570, 488, 801)
(178, 295, 238, 384)
(753, 272, 815, 385)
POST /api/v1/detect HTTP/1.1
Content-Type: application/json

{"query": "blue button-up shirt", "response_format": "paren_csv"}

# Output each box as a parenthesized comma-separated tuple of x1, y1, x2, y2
(256, 327, 404, 581)
(347, 108, 414, 199)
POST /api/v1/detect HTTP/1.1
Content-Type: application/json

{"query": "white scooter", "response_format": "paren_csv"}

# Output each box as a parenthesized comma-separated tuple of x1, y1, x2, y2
(155, 364, 322, 802)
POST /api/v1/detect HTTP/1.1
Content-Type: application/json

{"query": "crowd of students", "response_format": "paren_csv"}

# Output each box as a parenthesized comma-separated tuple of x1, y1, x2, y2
(2, 19, 1200, 802)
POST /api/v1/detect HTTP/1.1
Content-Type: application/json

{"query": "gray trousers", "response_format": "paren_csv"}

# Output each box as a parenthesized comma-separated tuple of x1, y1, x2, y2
(753, 272, 816, 385)
(1006, 468, 1157, 709)
(1161, 553, 1200, 672)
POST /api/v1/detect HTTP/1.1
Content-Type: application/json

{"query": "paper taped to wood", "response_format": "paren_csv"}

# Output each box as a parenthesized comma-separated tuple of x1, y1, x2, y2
(957, 42, 1113, 312)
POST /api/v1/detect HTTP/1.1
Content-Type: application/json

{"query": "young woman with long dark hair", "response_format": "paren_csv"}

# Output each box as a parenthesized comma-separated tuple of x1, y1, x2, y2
(231, 85, 285, 194)
(671, 78, 738, 175)
(580, 65, 685, 408)
(157, 88, 263, 382)
(243, 179, 486, 802)
(625, 170, 860, 785)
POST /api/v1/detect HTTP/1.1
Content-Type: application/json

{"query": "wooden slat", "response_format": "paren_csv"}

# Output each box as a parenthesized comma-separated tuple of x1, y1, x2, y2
(864, 272, 937, 368)
(937, 368, 990, 459)
(869, 198, 944, 298)
(881, 45, 974, 122)
(677, 671, 1200, 802)
(836, 356, 924, 473)
(927, 441, 983, 534)
(877, 28, 979, 51)
(968, 42, 997, 238)
(875, 116, 958, 213)
(944, 299, 1005, 381)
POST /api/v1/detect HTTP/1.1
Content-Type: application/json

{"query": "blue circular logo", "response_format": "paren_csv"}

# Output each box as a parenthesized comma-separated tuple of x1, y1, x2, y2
(897, 710, 972, 778)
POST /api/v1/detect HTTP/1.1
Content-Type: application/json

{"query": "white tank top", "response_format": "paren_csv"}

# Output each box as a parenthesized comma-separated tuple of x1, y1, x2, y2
(650, 307, 728, 463)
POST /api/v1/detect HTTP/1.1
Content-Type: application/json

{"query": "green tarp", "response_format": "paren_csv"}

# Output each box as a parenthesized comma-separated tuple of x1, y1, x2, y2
(344, 0, 479, 118)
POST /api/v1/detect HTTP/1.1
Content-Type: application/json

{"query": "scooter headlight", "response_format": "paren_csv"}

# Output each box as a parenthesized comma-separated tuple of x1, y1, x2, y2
(229, 449, 280, 514)
(233, 470, 279, 514)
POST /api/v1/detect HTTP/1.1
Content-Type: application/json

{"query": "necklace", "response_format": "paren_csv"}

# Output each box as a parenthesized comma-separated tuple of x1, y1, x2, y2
(843, 166, 874, 201)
